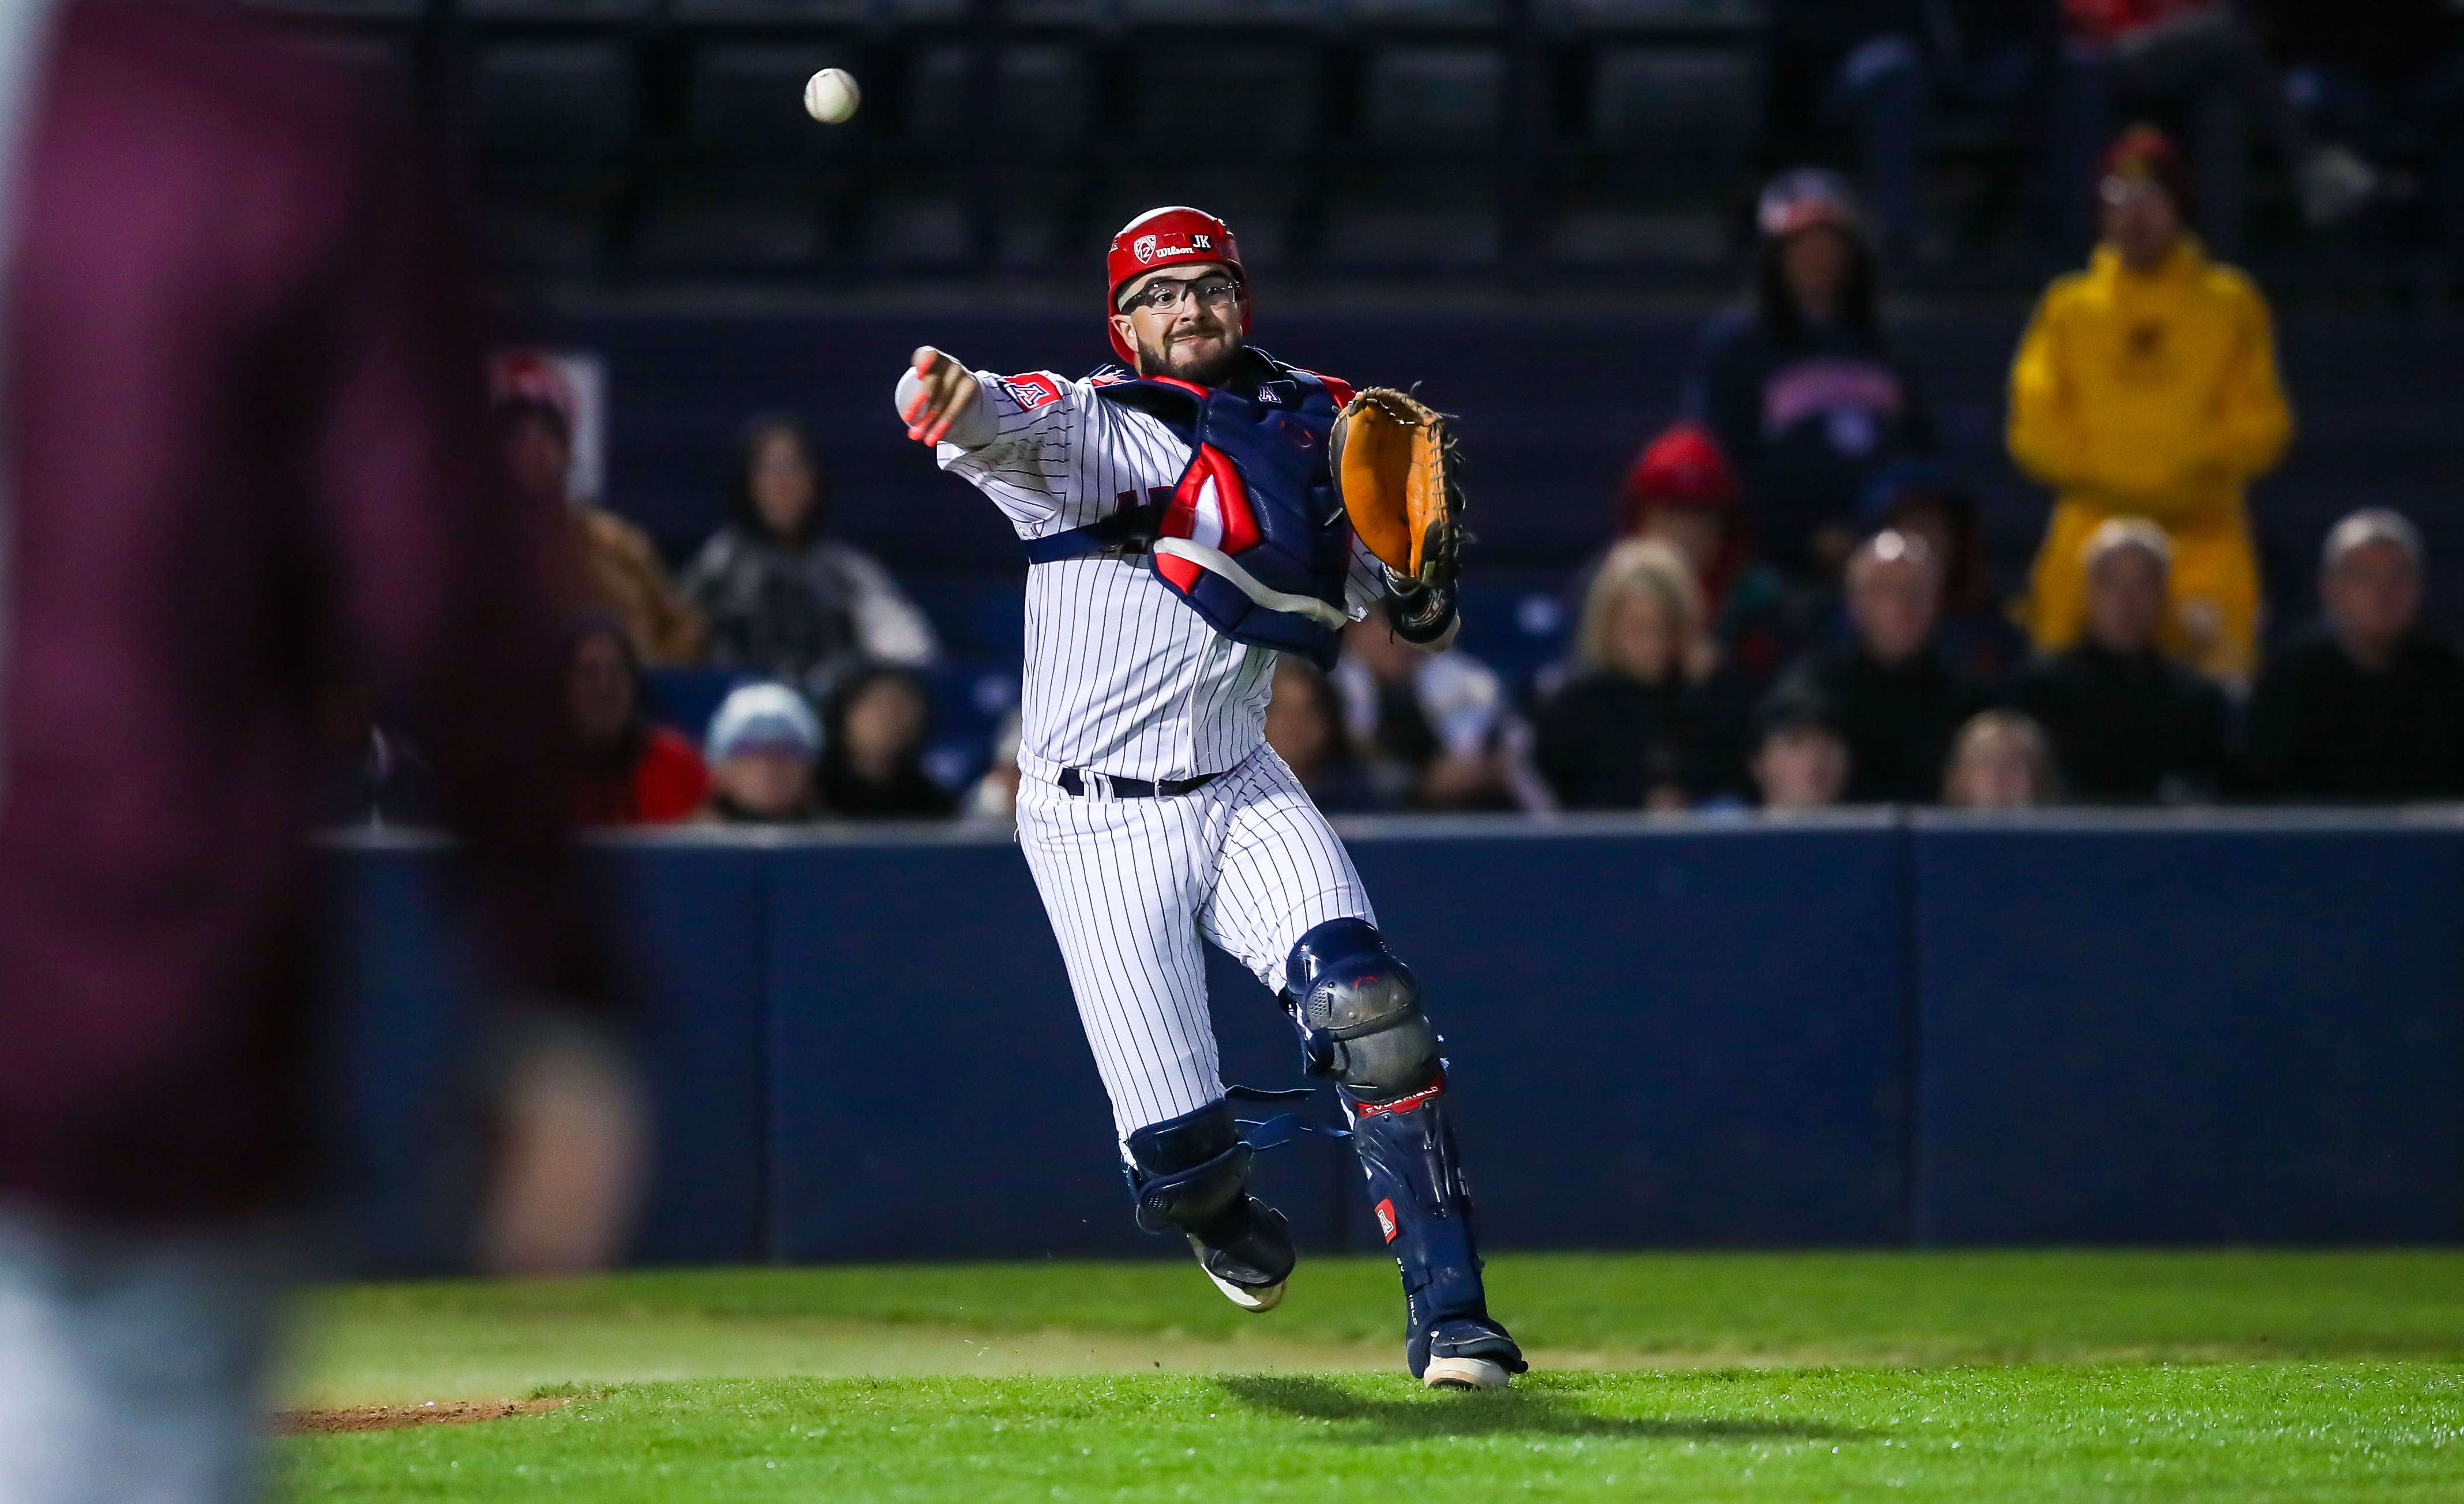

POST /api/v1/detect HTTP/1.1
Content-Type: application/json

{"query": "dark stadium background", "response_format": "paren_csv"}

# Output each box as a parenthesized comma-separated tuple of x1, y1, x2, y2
(259, 0, 2464, 1269)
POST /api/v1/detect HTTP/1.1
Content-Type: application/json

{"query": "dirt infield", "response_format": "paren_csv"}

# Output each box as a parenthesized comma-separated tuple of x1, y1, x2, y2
(272, 1397, 567, 1435)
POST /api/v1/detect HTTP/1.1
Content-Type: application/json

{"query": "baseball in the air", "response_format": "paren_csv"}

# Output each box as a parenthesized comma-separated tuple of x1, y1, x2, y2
(803, 67, 860, 125)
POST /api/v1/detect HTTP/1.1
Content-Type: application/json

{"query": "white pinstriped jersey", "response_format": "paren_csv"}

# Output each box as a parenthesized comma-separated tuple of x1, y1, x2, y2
(939, 366, 1385, 785)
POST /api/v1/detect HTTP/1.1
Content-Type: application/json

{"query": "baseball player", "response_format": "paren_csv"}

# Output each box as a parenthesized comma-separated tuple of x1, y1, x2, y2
(894, 207, 1525, 1390)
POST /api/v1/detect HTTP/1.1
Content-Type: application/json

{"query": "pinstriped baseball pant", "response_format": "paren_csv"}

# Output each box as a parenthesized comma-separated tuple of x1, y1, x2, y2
(1015, 741, 1374, 1141)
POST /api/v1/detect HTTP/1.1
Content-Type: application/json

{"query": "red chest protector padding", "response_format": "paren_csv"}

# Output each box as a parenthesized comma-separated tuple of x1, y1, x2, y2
(1090, 362, 1353, 671)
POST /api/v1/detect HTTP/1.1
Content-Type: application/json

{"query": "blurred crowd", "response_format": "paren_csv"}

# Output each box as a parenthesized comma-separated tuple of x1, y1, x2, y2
(1525, 122, 2463, 817)
(328, 118, 2464, 835)
(1771, 0, 2448, 270)
(1523, 124, 2461, 817)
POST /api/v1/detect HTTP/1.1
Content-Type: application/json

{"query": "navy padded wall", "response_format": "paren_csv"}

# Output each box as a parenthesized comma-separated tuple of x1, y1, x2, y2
(1911, 813, 2464, 1245)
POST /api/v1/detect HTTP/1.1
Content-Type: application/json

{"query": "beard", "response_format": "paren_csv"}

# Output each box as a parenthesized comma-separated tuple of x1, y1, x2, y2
(1135, 327, 1244, 388)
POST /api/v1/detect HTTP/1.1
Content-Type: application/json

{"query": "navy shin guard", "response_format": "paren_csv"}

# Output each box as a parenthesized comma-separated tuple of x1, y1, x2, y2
(1288, 918, 1525, 1378)
(1347, 1078, 1526, 1379)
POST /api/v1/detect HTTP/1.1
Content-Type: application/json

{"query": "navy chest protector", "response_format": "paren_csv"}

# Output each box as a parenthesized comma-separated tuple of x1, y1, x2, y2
(1023, 365, 1353, 671)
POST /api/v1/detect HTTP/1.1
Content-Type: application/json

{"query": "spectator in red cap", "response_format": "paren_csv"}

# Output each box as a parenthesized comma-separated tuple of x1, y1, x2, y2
(1615, 421, 1806, 688)
(1683, 168, 1934, 590)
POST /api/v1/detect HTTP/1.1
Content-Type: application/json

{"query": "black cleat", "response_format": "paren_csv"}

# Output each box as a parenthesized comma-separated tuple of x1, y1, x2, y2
(1187, 1195, 1295, 1312)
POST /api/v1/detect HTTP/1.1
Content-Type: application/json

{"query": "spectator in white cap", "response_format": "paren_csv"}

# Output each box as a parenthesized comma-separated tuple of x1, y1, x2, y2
(2007, 516, 2231, 803)
(1682, 167, 1935, 586)
(701, 683, 824, 824)
(1762, 529, 1986, 803)
(2244, 508, 2464, 801)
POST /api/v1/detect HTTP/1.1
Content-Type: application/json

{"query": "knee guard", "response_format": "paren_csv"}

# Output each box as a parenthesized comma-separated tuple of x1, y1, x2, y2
(1123, 1099, 1296, 1292)
(1285, 918, 1439, 1101)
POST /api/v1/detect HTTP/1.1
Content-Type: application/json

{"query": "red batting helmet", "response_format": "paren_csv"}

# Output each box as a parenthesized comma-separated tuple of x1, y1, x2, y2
(1104, 206, 1247, 365)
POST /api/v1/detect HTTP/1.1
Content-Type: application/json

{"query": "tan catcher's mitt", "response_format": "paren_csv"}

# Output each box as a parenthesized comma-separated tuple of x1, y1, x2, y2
(1329, 387, 1463, 602)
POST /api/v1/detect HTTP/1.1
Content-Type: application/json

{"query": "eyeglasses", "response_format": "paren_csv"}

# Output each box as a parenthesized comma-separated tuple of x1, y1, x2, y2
(2099, 175, 2169, 208)
(1121, 276, 1240, 315)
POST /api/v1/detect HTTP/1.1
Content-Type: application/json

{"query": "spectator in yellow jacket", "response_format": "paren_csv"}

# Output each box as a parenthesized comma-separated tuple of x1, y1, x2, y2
(2008, 125, 2293, 684)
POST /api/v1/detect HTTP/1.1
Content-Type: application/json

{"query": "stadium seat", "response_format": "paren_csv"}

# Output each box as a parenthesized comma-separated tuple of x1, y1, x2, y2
(908, 41, 1088, 160)
(1589, 44, 1759, 165)
(887, 0, 1112, 17)
(1363, 44, 1505, 151)
(861, 33, 1105, 268)
(637, 41, 858, 268)
(1124, 40, 1322, 159)
(275, 32, 417, 97)
(1120, 0, 1328, 23)
(459, 0, 655, 19)
(864, 187, 980, 268)
(1109, 40, 1323, 262)
(1322, 44, 1506, 266)
(1543, 0, 1766, 27)
(1344, 0, 1506, 25)
(668, 0, 869, 20)
(1537, 39, 1759, 267)
(466, 40, 640, 265)
(466, 44, 636, 160)
(241, 0, 427, 19)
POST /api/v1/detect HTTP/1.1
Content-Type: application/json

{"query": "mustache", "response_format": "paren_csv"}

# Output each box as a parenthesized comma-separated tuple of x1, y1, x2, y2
(1141, 332, 1242, 384)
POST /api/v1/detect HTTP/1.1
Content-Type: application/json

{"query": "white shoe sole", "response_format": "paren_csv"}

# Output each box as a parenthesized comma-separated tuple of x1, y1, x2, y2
(1188, 1237, 1285, 1312)
(1205, 1269, 1285, 1311)
(1422, 1357, 1512, 1390)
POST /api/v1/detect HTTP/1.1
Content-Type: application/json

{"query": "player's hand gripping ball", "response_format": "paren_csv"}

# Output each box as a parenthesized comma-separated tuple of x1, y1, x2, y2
(803, 67, 860, 125)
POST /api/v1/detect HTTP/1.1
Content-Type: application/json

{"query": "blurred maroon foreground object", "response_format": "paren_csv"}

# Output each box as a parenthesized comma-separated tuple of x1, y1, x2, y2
(0, 0, 617, 1224)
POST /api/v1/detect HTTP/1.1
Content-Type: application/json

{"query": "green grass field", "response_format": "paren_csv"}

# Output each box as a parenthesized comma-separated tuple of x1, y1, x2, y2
(277, 1252, 2464, 1502)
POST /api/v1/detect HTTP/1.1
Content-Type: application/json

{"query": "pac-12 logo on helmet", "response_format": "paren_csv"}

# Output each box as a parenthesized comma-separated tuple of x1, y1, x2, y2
(1105, 206, 1248, 366)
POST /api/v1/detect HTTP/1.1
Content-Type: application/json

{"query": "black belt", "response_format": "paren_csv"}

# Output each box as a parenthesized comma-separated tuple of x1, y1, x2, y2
(1021, 501, 1166, 565)
(1056, 767, 1225, 799)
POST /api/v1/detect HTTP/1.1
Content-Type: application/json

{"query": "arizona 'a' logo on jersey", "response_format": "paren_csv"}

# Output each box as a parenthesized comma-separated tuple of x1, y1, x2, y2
(999, 372, 1066, 411)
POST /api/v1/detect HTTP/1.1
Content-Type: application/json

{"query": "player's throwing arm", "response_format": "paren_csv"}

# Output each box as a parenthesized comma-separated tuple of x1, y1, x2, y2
(891, 207, 1522, 1391)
